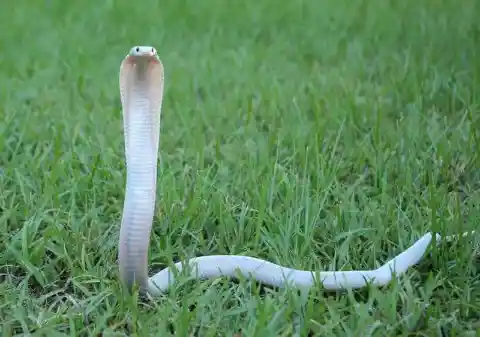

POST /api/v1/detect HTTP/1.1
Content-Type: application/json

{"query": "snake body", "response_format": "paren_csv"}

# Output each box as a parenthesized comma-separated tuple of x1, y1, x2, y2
(118, 46, 475, 297)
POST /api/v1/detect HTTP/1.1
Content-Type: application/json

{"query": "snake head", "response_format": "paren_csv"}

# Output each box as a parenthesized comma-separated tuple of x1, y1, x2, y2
(128, 46, 158, 58)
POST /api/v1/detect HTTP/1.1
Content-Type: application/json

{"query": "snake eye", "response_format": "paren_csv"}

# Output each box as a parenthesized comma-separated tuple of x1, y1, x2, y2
(136, 47, 140, 52)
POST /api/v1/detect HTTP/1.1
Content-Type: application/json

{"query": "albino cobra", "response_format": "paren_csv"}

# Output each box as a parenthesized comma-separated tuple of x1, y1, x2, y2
(118, 45, 476, 297)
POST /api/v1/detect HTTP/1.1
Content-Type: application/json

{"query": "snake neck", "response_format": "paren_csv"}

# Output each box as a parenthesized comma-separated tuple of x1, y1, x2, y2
(119, 72, 159, 293)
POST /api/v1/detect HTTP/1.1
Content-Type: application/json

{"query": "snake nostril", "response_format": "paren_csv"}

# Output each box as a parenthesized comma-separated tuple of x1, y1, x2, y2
(136, 47, 140, 52)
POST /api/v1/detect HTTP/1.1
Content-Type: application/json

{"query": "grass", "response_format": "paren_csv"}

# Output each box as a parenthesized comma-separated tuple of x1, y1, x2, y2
(0, 0, 479, 335)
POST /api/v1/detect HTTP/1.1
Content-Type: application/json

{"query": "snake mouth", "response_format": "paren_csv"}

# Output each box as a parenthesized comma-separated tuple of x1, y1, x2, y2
(126, 54, 160, 62)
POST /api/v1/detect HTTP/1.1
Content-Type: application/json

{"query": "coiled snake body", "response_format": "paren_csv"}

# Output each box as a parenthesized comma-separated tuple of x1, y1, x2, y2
(118, 46, 475, 297)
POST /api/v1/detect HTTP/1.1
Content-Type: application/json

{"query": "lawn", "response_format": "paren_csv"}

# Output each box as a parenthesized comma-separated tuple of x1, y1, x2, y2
(0, 0, 479, 336)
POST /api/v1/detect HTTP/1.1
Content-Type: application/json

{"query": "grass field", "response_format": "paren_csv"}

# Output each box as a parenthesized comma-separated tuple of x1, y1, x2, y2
(1, 0, 479, 335)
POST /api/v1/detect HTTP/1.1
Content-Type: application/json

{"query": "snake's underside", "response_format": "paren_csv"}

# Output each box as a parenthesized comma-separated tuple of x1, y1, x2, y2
(117, 46, 476, 297)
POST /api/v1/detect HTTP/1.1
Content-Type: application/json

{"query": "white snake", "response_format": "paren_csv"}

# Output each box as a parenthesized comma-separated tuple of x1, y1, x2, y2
(118, 46, 476, 297)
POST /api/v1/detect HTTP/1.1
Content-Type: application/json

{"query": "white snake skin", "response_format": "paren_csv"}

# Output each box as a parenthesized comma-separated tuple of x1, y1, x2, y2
(117, 46, 476, 297)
